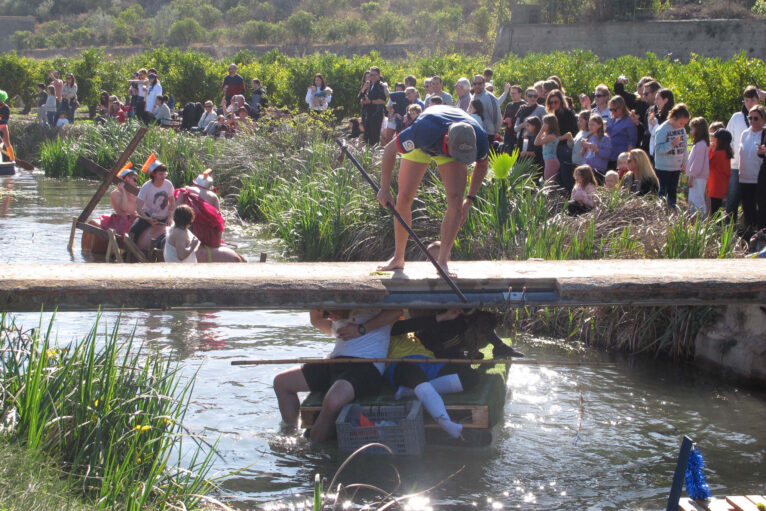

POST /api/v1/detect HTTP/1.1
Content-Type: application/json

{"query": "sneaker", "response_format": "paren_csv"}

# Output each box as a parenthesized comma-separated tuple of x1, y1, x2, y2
(492, 343, 524, 358)
(459, 428, 492, 446)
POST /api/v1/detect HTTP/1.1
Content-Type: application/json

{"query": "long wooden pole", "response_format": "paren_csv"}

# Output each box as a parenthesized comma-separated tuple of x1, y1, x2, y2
(231, 358, 615, 367)
(336, 138, 468, 303)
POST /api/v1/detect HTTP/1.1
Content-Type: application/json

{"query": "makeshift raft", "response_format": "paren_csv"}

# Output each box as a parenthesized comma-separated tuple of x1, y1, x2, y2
(0, 161, 15, 176)
(299, 352, 510, 444)
(679, 495, 766, 511)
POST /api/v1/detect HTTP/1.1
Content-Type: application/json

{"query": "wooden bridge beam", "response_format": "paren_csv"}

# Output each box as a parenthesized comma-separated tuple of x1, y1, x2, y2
(1, 260, 765, 312)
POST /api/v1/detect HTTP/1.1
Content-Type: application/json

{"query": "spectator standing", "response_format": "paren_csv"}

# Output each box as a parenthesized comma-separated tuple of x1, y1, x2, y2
(591, 84, 611, 123)
(455, 77, 472, 112)
(424, 76, 453, 108)
(514, 88, 546, 149)
(36, 83, 47, 124)
(648, 88, 674, 156)
(726, 86, 763, 223)
(129, 69, 148, 121)
(738, 104, 766, 232)
(127, 72, 140, 118)
(468, 99, 484, 126)
(306, 73, 333, 112)
(361, 66, 387, 146)
(501, 85, 525, 152)
(519, 116, 544, 170)
(707, 129, 733, 217)
(251, 79, 267, 119)
(546, 89, 577, 190)
(60, 73, 78, 123)
(654, 104, 690, 209)
(144, 73, 163, 124)
(388, 86, 422, 132)
(605, 96, 637, 168)
(685, 117, 710, 215)
(48, 71, 63, 108)
(45, 86, 57, 126)
(222, 64, 245, 107)
(535, 114, 561, 182)
(636, 80, 661, 155)
(471, 74, 501, 147)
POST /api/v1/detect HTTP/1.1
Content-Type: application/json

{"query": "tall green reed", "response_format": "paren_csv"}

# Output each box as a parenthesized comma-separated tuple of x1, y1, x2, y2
(0, 313, 220, 509)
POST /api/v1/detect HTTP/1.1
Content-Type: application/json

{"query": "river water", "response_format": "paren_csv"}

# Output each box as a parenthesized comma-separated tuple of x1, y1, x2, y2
(1, 170, 765, 510)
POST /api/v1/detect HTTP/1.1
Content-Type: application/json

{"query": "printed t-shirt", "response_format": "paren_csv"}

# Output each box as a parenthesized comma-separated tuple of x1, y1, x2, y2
(396, 105, 489, 162)
(137, 179, 175, 220)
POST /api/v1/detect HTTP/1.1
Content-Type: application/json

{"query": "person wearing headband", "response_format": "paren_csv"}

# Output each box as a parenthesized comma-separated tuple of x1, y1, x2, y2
(376, 105, 489, 277)
(129, 155, 175, 246)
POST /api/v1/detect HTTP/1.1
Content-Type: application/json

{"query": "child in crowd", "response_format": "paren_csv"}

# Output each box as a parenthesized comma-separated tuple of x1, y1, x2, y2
(163, 204, 200, 263)
(708, 121, 725, 135)
(707, 128, 733, 216)
(654, 103, 690, 209)
(56, 110, 69, 128)
(685, 117, 710, 215)
(36, 83, 47, 125)
(535, 114, 561, 181)
(45, 86, 57, 126)
(567, 110, 590, 166)
(581, 115, 611, 177)
(616, 152, 630, 178)
(604, 170, 620, 189)
(468, 99, 485, 126)
(567, 164, 597, 216)
(402, 103, 421, 130)
(520, 116, 544, 171)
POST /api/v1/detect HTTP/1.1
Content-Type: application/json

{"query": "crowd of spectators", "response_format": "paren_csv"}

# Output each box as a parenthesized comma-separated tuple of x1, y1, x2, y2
(31, 61, 766, 248)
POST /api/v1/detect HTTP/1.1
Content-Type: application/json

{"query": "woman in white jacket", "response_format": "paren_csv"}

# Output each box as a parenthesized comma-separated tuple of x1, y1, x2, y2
(305, 73, 332, 112)
(738, 105, 765, 233)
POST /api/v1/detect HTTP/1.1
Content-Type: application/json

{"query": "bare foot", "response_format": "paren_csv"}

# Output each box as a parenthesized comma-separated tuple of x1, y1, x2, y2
(377, 256, 405, 271)
(437, 261, 457, 278)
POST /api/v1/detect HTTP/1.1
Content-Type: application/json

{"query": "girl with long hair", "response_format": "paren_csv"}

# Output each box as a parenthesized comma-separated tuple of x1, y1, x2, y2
(685, 117, 710, 214)
(535, 114, 561, 181)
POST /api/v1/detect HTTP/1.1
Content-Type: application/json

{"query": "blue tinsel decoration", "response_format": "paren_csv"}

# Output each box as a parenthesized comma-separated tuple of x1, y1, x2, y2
(685, 446, 711, 500)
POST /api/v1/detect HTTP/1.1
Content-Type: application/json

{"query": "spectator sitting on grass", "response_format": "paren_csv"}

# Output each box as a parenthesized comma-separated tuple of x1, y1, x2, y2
(56, 110, 69, 128)
(153, 95, 173, 126)
(604, 170, 620, 189)
(567, 164, 597, 216)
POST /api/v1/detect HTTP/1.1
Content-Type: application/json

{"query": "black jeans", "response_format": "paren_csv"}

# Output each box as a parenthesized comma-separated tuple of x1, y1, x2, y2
(709, 197, 723, 217)
(656, 169, 681, 209)
(740, 182, 758, 232)
(363, 110, 383, 146)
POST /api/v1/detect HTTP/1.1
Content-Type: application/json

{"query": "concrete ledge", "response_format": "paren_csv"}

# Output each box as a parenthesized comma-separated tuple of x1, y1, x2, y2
(1, 259, 766, 311)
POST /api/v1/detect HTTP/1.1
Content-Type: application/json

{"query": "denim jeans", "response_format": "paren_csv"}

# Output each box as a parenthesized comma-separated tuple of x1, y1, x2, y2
(656, 169, 681, 209)
(725, 168, 740, 221)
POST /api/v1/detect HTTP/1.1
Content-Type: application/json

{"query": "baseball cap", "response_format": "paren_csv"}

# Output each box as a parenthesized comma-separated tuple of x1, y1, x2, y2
(447, 122, 477, 164)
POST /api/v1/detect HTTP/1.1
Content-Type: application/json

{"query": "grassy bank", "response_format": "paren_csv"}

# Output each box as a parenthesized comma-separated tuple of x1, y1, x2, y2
(0, 313, 224, 509)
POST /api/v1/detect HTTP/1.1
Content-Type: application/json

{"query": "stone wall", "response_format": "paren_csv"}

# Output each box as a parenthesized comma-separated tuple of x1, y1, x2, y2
(493, 19, 766, 62)
(1, 16, 36, 53)
(695, 305, 766, 385)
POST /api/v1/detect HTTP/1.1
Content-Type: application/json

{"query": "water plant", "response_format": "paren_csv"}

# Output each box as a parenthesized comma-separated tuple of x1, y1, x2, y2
(0, 313, 224, 509)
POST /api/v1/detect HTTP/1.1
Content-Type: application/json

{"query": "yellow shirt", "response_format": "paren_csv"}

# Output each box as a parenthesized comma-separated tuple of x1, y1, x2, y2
(387, 333, 435, 359)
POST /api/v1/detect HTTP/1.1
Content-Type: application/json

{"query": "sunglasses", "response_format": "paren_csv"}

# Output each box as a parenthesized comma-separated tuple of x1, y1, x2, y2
(749, 116, 762, 121)
(526, 93, 538, 97)
(473, 82, 484, 85)
(594, 93, 607, 97)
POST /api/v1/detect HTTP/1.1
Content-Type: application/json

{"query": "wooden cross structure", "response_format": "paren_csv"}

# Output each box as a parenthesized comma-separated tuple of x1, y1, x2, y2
(66, 127, 148, 262)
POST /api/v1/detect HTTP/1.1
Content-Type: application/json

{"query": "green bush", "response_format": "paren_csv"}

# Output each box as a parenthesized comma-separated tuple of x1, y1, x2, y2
(168, 18, 206, 46)
(370, 12, 404, 43)
(287, 10, 315, 42)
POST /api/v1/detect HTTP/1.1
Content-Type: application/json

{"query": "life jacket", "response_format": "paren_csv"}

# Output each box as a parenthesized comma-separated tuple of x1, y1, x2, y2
(174, 187, 225, 247)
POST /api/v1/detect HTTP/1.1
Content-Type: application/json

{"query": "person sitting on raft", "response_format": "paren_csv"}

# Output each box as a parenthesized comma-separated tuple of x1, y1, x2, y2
(0, 90, 13, 161)
(96, 167, 138, 235)
(163, 204, 200, 263)
(174, 169, 224, 248)
(273, 308, 402, 442)
(129, 155, 175, 243)
(384, 309, 490, 444)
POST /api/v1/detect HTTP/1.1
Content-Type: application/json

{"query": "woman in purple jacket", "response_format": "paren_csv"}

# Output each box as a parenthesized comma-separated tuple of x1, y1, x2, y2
(606, 96, 637, 169)
(582, 115, 612, 177)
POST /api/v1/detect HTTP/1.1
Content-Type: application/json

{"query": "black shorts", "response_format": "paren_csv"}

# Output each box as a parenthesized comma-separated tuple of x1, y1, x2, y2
(301, 358, 383, 398)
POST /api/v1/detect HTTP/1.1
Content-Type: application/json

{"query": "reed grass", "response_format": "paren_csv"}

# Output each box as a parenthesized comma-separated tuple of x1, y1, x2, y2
(0, 313, 223, 509)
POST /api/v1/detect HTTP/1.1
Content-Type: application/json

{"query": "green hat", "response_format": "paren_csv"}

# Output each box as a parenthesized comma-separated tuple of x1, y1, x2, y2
(0, 90, 7, 103)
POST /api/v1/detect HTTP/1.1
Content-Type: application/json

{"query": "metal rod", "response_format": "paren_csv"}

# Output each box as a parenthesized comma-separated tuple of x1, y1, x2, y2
(666, 435, 694, 511)
(231, 357, 616, 366)
(336, 138, 468, 303)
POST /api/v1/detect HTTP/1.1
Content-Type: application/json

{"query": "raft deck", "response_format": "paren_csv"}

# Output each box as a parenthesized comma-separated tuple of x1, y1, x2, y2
(679, 495, 766, 511)
(300, 355, 510, 435)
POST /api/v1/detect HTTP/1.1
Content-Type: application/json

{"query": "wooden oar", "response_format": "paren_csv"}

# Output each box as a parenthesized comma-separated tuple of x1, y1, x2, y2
(13, 157, 34, 170)
(231, 358, 616, 367)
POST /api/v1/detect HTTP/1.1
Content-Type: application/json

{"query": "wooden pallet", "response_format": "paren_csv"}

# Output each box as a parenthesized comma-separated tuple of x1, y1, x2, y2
(679, 495, 766, 511)
(300, 403, 490, 430)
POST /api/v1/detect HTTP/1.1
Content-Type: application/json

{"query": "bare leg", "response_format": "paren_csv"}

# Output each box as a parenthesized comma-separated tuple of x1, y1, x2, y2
(378, 159, 429, 271)
(310, 379, 355, 442)
(435, 161, 468, 276)
(273, 367, 310, 426)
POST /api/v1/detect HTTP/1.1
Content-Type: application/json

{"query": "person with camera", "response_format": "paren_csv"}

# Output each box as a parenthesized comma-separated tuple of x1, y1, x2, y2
(305, 73, 333, 113)
(361, 66, 388, 146)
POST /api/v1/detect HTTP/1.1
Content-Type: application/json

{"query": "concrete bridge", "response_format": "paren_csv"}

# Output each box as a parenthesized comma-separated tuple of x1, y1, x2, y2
(1, 259, 765, 312)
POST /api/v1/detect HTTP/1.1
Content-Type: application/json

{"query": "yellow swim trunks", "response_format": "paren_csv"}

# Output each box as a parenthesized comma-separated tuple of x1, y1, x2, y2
(402, 148, 453, 165)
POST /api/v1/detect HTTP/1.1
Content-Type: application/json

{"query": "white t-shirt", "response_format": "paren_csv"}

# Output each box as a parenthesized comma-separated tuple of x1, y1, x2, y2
(727, 111, 748, 170)
(137, 179, 175, 220)
(738, 129, 763, 184)
(56, 118, 69, 127)
(329, 310, 391, 373)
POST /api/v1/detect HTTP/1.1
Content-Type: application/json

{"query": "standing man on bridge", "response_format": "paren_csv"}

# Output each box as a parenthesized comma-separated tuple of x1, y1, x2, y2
(376, 105, 489, 276)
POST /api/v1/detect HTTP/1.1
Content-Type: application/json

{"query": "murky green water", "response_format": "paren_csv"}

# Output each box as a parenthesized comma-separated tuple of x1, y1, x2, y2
(1, 170, 765, 510)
